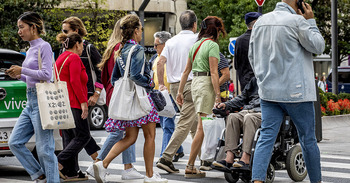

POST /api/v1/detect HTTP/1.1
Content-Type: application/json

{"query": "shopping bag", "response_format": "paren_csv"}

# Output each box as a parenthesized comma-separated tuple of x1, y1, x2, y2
(201, 115, 225, 161)
(108, 45, 151, 120)
(96, 88, 106, 105)
(157, 90, 176, 118)
(36, 49, 75, 130)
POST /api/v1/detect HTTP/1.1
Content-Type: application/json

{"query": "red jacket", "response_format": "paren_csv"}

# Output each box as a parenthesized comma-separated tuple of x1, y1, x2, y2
(55, 51, 88, 109)
(101, 43, 120, 106)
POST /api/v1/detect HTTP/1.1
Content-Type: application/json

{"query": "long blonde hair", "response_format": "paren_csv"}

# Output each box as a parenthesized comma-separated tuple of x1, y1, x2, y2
(98, 18, 123, 70)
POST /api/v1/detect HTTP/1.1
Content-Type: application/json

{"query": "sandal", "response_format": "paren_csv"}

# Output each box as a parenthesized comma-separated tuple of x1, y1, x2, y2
(63, 171, 88, 182)
(184, 164, 206, 179)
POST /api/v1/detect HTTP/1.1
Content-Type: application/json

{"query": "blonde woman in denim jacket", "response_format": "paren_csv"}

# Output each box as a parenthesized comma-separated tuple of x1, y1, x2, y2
(93, 14, 167, 183)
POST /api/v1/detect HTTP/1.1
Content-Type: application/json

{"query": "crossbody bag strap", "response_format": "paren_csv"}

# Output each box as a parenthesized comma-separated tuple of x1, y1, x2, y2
(37, 48, 44, 83)
(58, 54, 73, 76)
(86, 44, 97, 89)
(192, 38, 212, 62)
(123, 45, 138, 79)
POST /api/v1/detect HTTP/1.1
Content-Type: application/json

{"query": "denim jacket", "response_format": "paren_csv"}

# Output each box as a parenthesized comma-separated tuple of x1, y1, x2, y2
(111, 43, 152, 92)
(248, 2, 325, 102)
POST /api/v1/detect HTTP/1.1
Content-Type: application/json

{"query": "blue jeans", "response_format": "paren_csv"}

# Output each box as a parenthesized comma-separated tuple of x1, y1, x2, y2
(97, 129, 136, 164)
(9, 88, 59, 183)
(159, 116, 183, 157)
(252, 100, 321, 183)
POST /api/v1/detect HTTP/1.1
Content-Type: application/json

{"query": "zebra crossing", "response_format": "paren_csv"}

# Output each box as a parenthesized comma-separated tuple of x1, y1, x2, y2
(0, 152, 349, 182)
(75, 153, 350, 183)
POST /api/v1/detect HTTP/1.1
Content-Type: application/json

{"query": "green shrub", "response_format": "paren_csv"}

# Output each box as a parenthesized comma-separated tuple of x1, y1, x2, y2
(338, 93, 350, 100)
(325, 92, 338, 102)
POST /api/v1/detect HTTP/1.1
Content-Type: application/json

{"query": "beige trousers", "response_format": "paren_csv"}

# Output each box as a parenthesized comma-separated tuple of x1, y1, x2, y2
(225, 110, 262, 154)
(162, 81, 198, 161)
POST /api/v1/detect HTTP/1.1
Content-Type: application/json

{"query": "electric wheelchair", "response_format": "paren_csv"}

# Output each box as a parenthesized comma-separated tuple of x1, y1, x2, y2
(212, 108, 307, 183)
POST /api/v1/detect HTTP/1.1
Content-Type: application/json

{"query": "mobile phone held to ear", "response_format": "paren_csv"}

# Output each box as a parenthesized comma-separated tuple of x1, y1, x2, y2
(297, 0, 305, 14)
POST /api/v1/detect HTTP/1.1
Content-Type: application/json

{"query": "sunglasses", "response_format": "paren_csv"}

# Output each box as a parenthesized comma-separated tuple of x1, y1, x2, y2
(138, 27, 144, 32)
(154, 43, 164, 48)
(62, 30, 69, 34)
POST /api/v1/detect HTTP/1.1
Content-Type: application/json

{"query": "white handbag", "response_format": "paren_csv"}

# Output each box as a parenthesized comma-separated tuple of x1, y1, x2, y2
(36, 50, 75, 130)
(86, 44, 106, 105)
(108, 45, 152, 120)
(157, 90, 176, 118)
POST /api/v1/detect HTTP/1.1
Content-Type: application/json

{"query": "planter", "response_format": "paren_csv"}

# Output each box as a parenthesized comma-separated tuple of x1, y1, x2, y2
(322, 114, 350, 129)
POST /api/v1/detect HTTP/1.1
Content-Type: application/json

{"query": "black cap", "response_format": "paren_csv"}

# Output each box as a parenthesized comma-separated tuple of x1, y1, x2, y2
(245, 12, 262, 25)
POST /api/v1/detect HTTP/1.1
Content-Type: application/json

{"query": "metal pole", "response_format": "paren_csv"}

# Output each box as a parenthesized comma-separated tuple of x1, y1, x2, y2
(331, 0, 338, 94)
(258, 6, 262, 14)
(138, 0, 150, 47)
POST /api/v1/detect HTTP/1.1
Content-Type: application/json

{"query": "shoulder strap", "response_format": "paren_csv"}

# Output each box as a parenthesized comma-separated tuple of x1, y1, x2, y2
(38, 48, 42, 69)
(192, 38, 212, 62)
(123, 45, 138, 78)
(58, 54, 73, 76)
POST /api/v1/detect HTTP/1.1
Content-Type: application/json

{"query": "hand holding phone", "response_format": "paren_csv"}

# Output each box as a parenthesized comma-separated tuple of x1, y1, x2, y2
(297, 0, 305, 14)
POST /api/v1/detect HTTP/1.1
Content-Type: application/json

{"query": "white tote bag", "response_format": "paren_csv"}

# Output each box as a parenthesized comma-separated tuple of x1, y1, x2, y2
(86, 44, 106, 105)
(36, 50, 75, 130)
(157, 90, 176, 118)
(108, 45, 152, 120)
(201, 115, 225, 161)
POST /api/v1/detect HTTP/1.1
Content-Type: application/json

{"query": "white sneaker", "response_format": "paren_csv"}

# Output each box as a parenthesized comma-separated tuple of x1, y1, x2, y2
(121, 166, 145, 180)
(86, 163, 94, 177)
(144, 172, 168, 183)
(93, 161, 107, 183)
(34, 178, 46, 183)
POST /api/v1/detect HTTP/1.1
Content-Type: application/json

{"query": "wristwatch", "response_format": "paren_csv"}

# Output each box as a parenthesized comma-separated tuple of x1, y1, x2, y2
(95, 90, 101, 95)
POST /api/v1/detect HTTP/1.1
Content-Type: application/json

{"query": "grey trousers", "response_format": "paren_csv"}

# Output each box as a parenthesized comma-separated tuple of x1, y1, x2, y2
(225, 110, 262, 154)
(162, 81, 198, 161)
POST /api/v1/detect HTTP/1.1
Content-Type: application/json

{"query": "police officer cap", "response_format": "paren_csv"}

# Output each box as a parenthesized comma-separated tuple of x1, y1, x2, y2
(245, 12, 262, 25)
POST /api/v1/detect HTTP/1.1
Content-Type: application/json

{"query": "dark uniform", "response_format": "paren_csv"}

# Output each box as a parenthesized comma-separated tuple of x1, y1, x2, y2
(234, 30, 255, 91)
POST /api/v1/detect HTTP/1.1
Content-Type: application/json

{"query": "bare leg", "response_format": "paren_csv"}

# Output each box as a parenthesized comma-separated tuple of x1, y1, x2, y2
(102, 127, 139, 168)
(90, 152, 98, 161)
(240, 152, 250, 164)
(95, 159, 132, 170)
(225, 151, 235, 164)
(187, 113, 205, 165)
(124, 164, 133, 170)
(141, 122, 157, 178)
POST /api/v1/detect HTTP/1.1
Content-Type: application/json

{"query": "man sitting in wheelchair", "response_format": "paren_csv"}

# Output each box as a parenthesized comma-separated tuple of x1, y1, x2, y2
(212, 77, 260, 170)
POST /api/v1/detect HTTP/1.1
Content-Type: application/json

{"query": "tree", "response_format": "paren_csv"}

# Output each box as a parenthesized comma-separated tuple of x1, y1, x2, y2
(188, 0, 350, 64)
(65, 0, 126, 53)
(188, 0, 277, 54)
(0, 0, 126, 55)
(0, 0, 61, 51)
(312, 0, 350, 64)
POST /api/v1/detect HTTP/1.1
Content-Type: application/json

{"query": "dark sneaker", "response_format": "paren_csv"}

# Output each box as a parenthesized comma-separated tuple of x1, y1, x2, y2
(173, 152, 184, 162)
(199, 160, 212, 171)
(156, 158, 179, 173)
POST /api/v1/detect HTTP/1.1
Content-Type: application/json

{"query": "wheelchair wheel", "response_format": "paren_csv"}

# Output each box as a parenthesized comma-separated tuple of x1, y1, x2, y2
(224, 172, 239, 183)
(265, 163, 275, 183)
(286, 145, 307, 182)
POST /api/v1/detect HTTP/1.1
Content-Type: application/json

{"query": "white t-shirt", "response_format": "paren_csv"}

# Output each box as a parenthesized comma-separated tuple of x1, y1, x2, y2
(160, 30, 198, 83)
